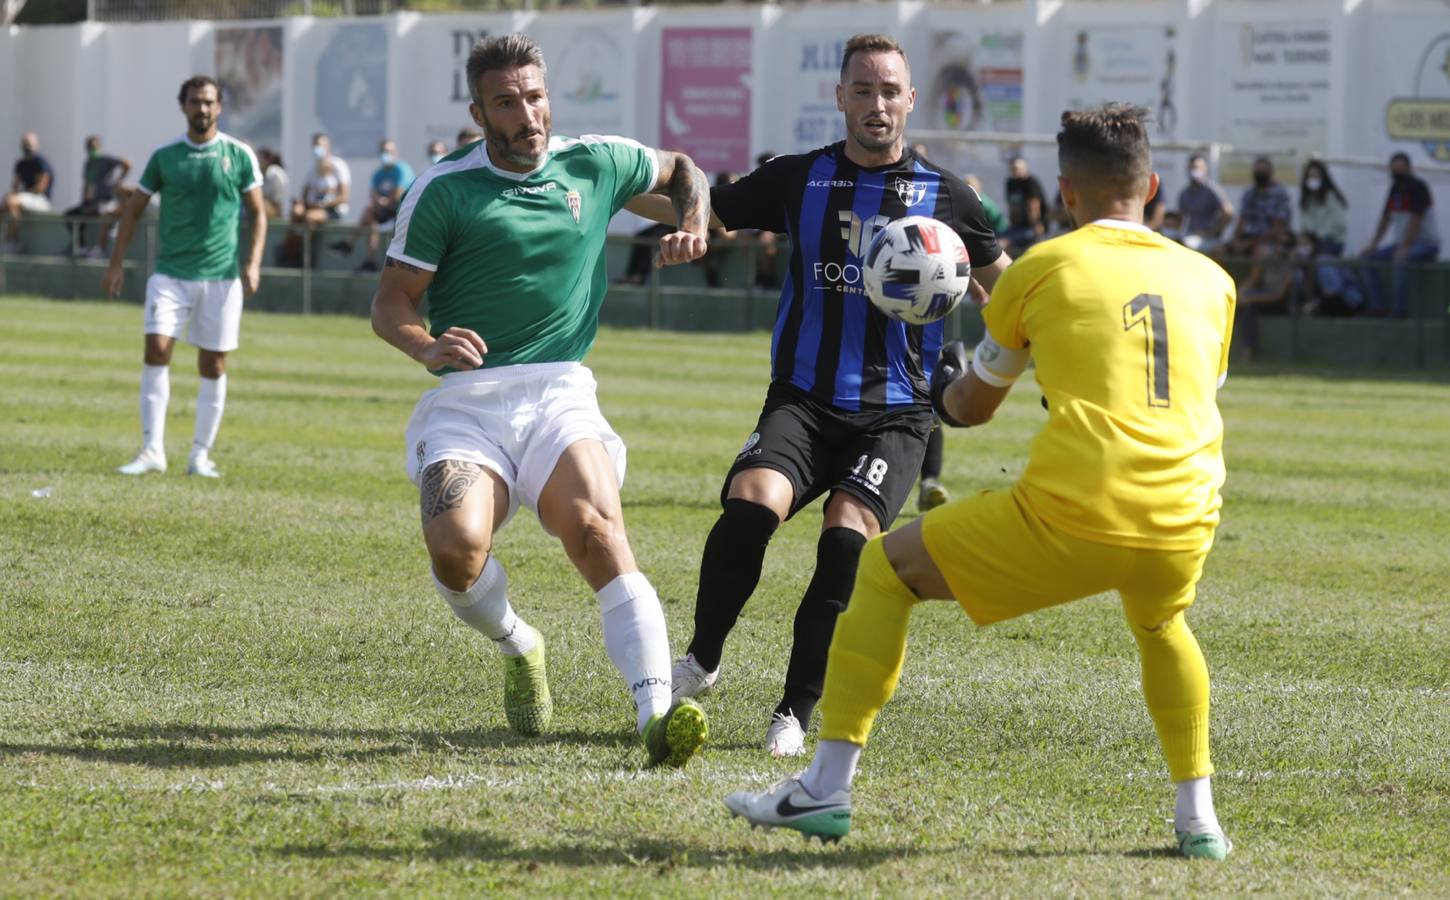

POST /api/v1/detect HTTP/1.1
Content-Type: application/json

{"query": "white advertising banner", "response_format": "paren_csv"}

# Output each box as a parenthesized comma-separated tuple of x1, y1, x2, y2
(1214, 20, 1332, 162)
(782, 30, 854, 153)
(1058, 24, 1180, 138)
(1374, 21, 1450, 165)
(393, 15, 513, 153)
(921, 28, 1024, 135)
(523, 14, 636, 140)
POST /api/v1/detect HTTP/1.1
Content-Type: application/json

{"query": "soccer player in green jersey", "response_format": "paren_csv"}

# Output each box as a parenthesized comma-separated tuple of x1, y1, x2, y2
(104, 75, 266, 479)
(371, 34, 712, 767)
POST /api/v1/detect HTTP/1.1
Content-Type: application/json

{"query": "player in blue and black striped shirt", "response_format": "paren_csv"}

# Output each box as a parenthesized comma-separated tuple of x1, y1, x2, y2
(633, 33, 1010, 757)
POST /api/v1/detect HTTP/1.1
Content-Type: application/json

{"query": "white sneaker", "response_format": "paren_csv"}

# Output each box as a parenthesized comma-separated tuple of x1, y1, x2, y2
(117, 448, 166, 475)
(765, 712, 807, 757)
(187, 453, 221, 478)
(670, 653, 719, 699)
(724, 776, 851, 842)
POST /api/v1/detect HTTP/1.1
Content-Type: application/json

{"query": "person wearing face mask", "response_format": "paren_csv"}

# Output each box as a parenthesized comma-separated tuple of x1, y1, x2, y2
(62, 135, 132, 258)
(1360, 152, 1441, 318)
(1174, 154, 1233, 253)
(1226, 155, 1292, 258)
(279, 133, 351, 267)
(330, 137, 415, 272)
(425, 140, 447, 167)
(1297, 160, 1347, 258)
(3, 132, 55, 251)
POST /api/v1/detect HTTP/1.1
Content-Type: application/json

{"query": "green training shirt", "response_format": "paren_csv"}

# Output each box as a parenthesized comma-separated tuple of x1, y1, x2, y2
(137, 133, 261, 282)
(387, 135, 658, 372)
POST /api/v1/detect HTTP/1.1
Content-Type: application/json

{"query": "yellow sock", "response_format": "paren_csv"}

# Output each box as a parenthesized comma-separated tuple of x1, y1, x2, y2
(818, 538, 920, 746)
(1130, 610, 1213, 782)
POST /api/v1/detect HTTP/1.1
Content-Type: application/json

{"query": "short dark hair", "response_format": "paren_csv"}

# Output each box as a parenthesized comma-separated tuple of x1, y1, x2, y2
(839, 33, 908, 83)
(1390, 151, 1411, 167)
(1186, 153, 1205, 168)
(1056, 104, 1152, 196)
(466, 33, 547, 105)
(177, 75, 219, 106)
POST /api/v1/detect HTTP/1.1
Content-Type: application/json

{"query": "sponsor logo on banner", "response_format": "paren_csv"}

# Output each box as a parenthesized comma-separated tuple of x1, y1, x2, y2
(1385, 35, 1450, 161)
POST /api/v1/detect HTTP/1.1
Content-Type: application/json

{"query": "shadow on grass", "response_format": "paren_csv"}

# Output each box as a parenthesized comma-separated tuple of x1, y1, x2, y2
(0, 722, 636, 768)
(992, 845, 1180, 860)
(273, 826, 924, 870)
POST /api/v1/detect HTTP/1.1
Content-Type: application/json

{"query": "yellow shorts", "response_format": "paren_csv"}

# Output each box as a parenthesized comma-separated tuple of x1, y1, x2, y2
(919, 488, 1211, 629)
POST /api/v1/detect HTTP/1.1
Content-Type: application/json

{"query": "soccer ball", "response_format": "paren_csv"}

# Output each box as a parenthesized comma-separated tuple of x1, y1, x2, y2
(862, 215, 973, 325)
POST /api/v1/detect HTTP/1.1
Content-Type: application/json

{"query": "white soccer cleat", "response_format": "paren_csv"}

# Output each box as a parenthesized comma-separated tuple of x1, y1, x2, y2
(117, 448, 167, 476)
(187, 453, 221, 479)
(724, 776, 851, 842)
(671, 653, 719, 699)
(765, 712, 807, 757)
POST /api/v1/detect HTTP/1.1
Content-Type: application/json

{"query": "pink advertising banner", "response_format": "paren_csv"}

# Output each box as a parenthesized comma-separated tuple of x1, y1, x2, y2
(660, 27, 753, 174)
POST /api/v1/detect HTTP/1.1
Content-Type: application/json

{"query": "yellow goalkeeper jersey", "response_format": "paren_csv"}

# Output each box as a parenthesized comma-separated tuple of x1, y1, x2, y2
(982, 220, 1236, 550)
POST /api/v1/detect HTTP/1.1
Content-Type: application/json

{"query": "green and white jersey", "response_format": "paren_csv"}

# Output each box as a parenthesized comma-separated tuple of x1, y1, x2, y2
(387, 135, 658, 373)
(137, 132, 261, 282)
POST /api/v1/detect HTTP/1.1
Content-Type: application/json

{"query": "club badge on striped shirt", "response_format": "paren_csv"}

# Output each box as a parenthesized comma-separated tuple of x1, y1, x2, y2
(566, 190, 582, 223)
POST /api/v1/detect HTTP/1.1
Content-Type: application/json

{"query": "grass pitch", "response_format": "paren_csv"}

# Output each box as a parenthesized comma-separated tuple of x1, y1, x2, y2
(1, 295, 1447, 896)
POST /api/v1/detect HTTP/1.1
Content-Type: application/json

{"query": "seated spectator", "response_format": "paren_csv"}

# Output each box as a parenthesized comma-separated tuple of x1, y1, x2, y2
(1297, 159, 1347, 257)
(1234, 234, 1297, 361)
(1360, 152, 1441, 318)
(425, 140, 447, 167)
(329, 137, 415, 273)
(63, 134, 131, 258)
(257, 147, 288, 219)
(3, 132, 54, 251)
(701, 171, 741, 288)
(1295, 233, 1365, 317)
(1226, 155, 1292, 258)
(279, 133, 350, 267)
(456, 128, 482, 150)
(1174, 154, 1233, 252)
(1001, 156, 1045, 252)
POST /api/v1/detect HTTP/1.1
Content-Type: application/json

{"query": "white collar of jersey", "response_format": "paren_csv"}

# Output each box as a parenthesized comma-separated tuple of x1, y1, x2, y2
(184, 133, 223, 150)
(476, 137, 568, 181)
(1089, 218, 1153, 233)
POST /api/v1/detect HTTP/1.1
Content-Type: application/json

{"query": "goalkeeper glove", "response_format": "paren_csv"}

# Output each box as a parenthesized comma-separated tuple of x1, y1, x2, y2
(930, 341, 970, 428)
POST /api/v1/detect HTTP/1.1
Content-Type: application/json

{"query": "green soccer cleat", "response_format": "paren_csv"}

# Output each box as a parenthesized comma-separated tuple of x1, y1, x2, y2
(724, 776, 851, 843)
(1176, 825, 1232, 861)
(643, 698, 709, 768)
(501, 634, 552, 736)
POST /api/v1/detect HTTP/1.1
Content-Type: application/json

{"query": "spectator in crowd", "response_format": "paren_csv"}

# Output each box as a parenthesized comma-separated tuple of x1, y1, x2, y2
(1296, 233, 1364, 317)
(1174, 154, 1233, 252)
(279, 133, 350, 266)
(1360, 152, 1441, 318)
(701, 170, 740, 288)
(329, 137, 415, 273)
(1226, 155, 1291, 257)
(256, 147, 287, 219)
(749, 151, 781, 289)
(1234, 233, 1296, 361)
(425, 139, 447, 167)
(1297, 159, 1347, 257)
(292, 132, 350, 224)
(1143, 185, 1166, 232)
(964, 173, 1008, 235)
(63, 134, 131, 258)
(3, 132, 54, 251)
(1001, 155, 1045, 252)
(456, 127, 482, 149)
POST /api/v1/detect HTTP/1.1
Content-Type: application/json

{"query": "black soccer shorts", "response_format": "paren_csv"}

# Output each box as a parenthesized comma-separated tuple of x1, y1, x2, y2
(721, 380, 934, 530)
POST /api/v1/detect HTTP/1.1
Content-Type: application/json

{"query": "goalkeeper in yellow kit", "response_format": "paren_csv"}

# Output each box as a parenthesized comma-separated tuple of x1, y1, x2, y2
(724, 104, 1237, 861)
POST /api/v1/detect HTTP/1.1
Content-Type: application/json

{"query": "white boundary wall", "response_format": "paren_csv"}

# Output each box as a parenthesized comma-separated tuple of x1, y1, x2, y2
(3, 0, 1448, 250)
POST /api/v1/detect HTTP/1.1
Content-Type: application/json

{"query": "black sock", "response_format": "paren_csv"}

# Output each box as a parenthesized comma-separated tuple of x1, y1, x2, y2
(776, 526, 868, 728)
(921, 422, 944, 481)
(686, 498, 780, 672)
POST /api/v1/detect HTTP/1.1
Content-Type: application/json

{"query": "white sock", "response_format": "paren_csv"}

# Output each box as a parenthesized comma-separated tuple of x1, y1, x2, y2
(140, 364, 170, 455)
(1174, 776, 1220, 832)
(597, 572, 673, 733)
(192, 374, 227, 457)
(801, 739, 861, 799)
(432, 557, 537, 657)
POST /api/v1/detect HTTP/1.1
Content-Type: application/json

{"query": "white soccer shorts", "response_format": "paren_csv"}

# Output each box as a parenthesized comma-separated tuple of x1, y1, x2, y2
(143, 273, 244, 352)
(403, 362, 627, 531)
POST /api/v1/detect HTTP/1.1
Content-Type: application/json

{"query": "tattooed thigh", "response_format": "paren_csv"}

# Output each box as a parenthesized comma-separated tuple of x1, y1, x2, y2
(420, 459, 485, 525)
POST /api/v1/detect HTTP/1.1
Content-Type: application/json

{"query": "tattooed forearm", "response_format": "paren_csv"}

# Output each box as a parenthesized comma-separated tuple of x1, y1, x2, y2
(420, 459, 483, 524)
(385, 257, 424, 274)
(660, 151, 710, 236)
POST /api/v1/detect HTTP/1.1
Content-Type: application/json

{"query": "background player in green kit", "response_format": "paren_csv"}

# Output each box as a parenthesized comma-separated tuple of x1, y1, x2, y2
(371, 34, 712, 767)
(104, 75, 266, 479)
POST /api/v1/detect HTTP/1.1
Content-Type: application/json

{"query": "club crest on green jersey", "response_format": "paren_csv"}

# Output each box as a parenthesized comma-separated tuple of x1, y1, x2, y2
(567, 190, 581, 223)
